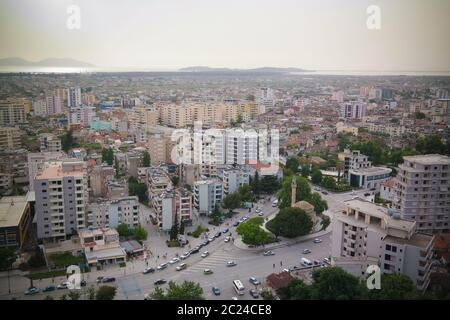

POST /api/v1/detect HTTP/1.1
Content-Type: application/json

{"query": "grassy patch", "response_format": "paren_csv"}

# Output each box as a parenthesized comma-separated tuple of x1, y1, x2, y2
(246, 217, 264, 225)
(27, 270, 67, 280)
(48, 252, 85, 268)
(190, 225, 208, 238)
(166, 240, 181, 247)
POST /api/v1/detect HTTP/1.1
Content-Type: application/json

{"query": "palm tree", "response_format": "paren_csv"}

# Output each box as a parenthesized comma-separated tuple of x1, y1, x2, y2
(336, 160, 344, 183)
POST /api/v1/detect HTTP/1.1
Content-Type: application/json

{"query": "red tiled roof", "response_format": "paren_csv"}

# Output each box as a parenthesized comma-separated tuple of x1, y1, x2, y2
(266, 272, 294, 290)
(433, 234, 450, 252)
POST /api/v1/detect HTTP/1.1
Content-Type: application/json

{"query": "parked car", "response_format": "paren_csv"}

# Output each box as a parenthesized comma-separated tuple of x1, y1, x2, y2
(154, 279, 167, 285)
(157, 263, 168, 270)
(224, 236, 231, 243)
(190, 246, 200, 254)
(226, 261, 237, 267)
(255, 208, 262, 214)
(25, 287, 40, 295)
(313, 260, 321, 265)
(169, 257, 180, 264)
(203, 268, 213, 275)
(143, 267, 155, 274)
(102, 277, 116, 283)
(201, 251, 209, 258)
(96, 277, 104, 283)
(57, 281, 69, 290)
(323, 257, 331, 264)
(214, 232, 222, 238)
(313, 238, 322, 244)
(43, 285, 56, 292)
(364, 193, 371, 197)
(176, 263, 187, 271)
(222, 228, 229, 233)
(321, 191, 328, 195)
(258, 212, 264, 216)
(231, 296, 238, 300)
(249, 289, 259, 299)
(212, 287, 221, 296)
(249, 277, 260, 285)
(263, 250, 275, 256)
(233, 221, 240, 227)
(208, 237, 215, 242)
(302, 249, 311, 254)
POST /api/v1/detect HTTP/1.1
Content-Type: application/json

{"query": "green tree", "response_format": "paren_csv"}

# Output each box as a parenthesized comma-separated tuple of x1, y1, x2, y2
(210, 205, 223, 224)
(321, 176, 336, 190)
(285, 157, 300, 174)
(169, 224, 179, 241)
(117, 223, 130, 237)
(60, 130, 76, 152)
(415, 111, 426, 119)
(238, 184, 253, 202)
(368, 274, 417, 300)
(236, 221, 274, 246)
(43, 295, 54, 300)
(151, 280, 204, 300)
(171, 175, 179, 187)
(222, 192, 241, 214)
(300, 163, 311, 178)
(133, 225, 148, 241)
(87, 286, 96, 300)
(128, 177, 148, 203)
(308, 192, 328, 215)
(95, 286, 117, 300)
(0, 247, 16, 271)
(259, 176, 280, 194)
(143, 151, 151, 167)
(277, 279, 312, 300)
(101, 148, 114, 165)
(311, 168, 323, 184)
(266, 207, 312, 238)
(310, 267, 365, 300)
(278, 176, 311, 209)
(251, 171, 261, 196)
(416, 135, 447, 155)
(67, 291, 80, 300)
(179, 221, 185, 235)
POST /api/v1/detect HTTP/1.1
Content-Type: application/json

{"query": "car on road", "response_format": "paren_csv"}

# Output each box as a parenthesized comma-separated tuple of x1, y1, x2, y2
(364, 193, 371, 197)
(57, 281, 70, 290)
(249, 289, 259, 299)
(226, 261, 237, 267)
(201, 251, 209, 258)
(169, 257, 180, 264)
(43, 285, 56, 292)
(321, 191, 328, 195)
(208, 237, 215, 242)
(102, 277, 116, 283)
(233, 221, 240, 227)
(214, 231, 222, 238)
(282, 268, 291, 273)
(25, 287, 40, 295)
(180, 252, 190, 259)
(255, 208, 262, 214)
(313, 260, 321, 266)
(154, 279, 167, 286)
(143, 267, 155, 274)
(370, 188, 376, 191)
(263, 250, 275, 256)
(224, 236, 231, 243)
(239, 217, 245, 223)
(323, 257, 331, 264)
(176, 263, 187, 271)
(202, 240, 209, 246)
(222, 228, 229, 233)
(212, 287, 221, 296)
(96, 277, 104, 283)
(249, 277, 260, 285)
(190, 247, 200, 254)
(302, 249, 311, 254)
(257, 211, 264, 216)
(204, 268, 213, 275)
(157, 263, 168, 270)
(313, 238, 322, 244)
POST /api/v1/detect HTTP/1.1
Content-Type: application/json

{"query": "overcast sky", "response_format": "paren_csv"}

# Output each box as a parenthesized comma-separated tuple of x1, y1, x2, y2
(0, 0, 449, 71)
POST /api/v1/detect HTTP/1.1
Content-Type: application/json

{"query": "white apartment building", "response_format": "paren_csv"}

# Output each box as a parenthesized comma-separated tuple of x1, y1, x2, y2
(331, 198, 434, 291)
(39, 134, 62, 153)
(34, 160, 88, 242)
(87, 196, 140, 229)
(338, 149, 372, 180)
(27, 151, 65, 191)
(393, 154, 450, 233)
(67, 87, 82, 108)
(193, 179, 224, 215)
(340, 101, 367, 119)
(148, 167, 173, 199)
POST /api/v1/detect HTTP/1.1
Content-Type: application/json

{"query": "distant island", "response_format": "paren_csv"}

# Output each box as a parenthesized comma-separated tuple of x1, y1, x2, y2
(179, 66, 313, 74)
(0, 57, 94, 68)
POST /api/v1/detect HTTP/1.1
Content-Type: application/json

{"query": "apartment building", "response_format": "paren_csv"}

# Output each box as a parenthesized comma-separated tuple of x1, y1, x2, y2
(176, 188, 193, 225)
(331, 198, 434, 291)
(193, 179, 223, 215)
(39, 133, 62, 153)
(34, 160, 88, 242)
(340, 101, 367, 119)
(148, 167, 173, 199)
(0, 100, 27, 126)
(89, 164, 115, 197)
(220, 167, 250, 195)
(393, 154, 450, 233)
(148, 134, 168, 165)
(0, 194, 33, 249)
(79, 228, 126, 266)
(68, 105, 96, 127)
(131, 105, 158, 132)
(27, 152, 65, 191)
(338, 149, 372, 180)
(152, 190, 175, 231)
(0, 127, 22, 150)
(67, 87, 82, 108)
(87, 196, 140, 229)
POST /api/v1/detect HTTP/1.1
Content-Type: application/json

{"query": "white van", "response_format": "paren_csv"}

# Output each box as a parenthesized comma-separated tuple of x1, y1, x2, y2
(301, 258, 312, 266)
(272, 199, 278, 207)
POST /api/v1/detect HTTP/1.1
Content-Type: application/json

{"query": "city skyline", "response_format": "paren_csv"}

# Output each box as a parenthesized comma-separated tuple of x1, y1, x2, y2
(1, 0, 450, 72)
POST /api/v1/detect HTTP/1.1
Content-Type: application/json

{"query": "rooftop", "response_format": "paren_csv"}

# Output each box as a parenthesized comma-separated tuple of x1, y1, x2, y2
(0, 195, 29, 228)
(403, 154, 450, 165)
(384, 233, 433, 249)
(350, 166, 392, 175)
(35, 161, 84, 179)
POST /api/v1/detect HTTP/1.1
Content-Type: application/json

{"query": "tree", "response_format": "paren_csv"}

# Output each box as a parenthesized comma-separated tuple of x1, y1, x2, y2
(310, 267, 365, 300)
(169, 224, 179, 241)
(415, 111, 426, 119)
(0, 247, 16, 271)
(368, 274, 417, 300)
(44, 295, 54, 300)
(266, 207, 313, 238)
(210, 205, 223, 224)
(251, 171, 261, 196)
(117, 223, 130, 237)
(133, 225, 148, 241)
(87, 286, 96, 300)
(143, 151, 151, 167)
(101, 148, 114, 165)
(259, 176, 280, 194)
(222, 192, 241, 214)
(60, 130, 76, 152)
(128, 177, 148, 203)
(238, 184, 253, 202)
(67, 291, 80, 300)
(308, 192, 328, 215)
(236, 221, 274, 246)
(278, 176, 311, 209)
(95, 286, 117, 300)
(336, 160, 344, 183)
(311, 168, 323, 184)
(277, 279, 312, 300)
(171, 175, 179, 187)
(321, 176, 336, 190)
(300, 163, 310, 178)
(285, 157, 300, 174)
(151, 280, 204, 300)
(416, 135, 447, 155)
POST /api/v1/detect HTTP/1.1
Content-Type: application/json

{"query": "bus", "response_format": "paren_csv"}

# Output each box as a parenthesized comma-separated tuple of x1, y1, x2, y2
(232, 280, 245, 296)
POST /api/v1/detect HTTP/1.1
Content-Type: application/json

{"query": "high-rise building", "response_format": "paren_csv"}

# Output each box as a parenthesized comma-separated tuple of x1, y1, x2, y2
(0, 100, 26, 126)
(338, 149, 372, 179)
(34, 160, 88, 241)
(193, 179, 223, 215)
(39, 134, 62, 153)
(393, 154, 450, 233)
(27, 152, 66, 191)
(331, 198, 434, 291)
(0, 127, 22, 150)
(221, 167, 250, 195)
(67, 87, 82, 108)
(340, 101, 367, 119)
(45, 95, 62, 114)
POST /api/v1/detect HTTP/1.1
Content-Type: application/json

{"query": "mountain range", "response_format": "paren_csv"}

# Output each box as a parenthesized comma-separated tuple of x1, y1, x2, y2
(0, 57, 94, 68)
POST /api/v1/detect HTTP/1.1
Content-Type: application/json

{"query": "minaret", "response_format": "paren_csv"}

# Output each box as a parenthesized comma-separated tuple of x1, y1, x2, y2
(291, 175, 297, 207)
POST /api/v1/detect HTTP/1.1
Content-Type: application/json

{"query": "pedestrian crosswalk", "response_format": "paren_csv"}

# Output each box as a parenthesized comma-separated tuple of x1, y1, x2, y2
(178, 251, 238, 275)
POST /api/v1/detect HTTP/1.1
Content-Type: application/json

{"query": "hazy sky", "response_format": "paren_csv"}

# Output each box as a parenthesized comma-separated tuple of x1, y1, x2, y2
(0, 0, 449, 71)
